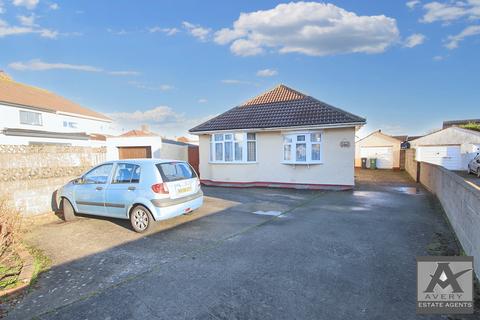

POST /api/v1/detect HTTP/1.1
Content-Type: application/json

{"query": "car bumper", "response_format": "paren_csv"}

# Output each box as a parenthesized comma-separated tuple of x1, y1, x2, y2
(150, 192, 203, 221)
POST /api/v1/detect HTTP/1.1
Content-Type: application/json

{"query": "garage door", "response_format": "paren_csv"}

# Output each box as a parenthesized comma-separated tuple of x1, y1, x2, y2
(416, 146, 461, 170)
(360, 146, 393, 169)
(118, 146, 152, 159)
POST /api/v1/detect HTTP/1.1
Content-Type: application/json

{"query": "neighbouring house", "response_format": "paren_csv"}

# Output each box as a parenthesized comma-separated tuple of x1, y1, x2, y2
(443, 118, 480, 129)
(106, 126, 199, 171)
(410, 126, 480, 170)
(0, 71, 114, 146)
(355, 130, 410, 170)
(189, 84, 366, 189)
(177, 136, 199, 145)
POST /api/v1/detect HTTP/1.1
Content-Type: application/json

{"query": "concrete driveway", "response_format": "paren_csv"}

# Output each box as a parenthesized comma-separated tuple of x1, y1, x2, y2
(5, 171, 476, 319)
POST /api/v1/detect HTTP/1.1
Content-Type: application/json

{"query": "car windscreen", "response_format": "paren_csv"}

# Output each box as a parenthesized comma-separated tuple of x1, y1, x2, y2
(156, 162, 197, 182)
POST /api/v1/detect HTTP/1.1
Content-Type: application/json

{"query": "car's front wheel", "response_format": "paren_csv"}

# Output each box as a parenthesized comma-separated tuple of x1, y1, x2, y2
(130, 205, 153, 233)
(62, 198, 76, 221)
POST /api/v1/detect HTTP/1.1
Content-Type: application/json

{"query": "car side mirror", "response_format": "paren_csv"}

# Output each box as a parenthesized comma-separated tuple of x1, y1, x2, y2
(73, 177, 84, 184)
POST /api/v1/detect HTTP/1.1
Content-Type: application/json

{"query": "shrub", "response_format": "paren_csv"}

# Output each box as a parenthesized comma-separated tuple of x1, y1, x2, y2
(0, 199, 21, 260)
(461, 122, 480, 132)
(0, 198, 22, 290)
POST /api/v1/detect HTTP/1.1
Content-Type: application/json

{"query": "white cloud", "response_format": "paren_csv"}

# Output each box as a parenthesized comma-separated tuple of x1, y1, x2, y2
(404, 33, 426, 47)
(108, 70, 140, 76)
(213, 2, 399, 57)
(49, 3, 59, 10)
(197, 98, 208, 103)
(0, 19, 58, 38)
(9, 59, 103, 72)
(182, 21, 211, 41)
(12, 0, 39, 10)
(0, 1, 5, 14)
(433, 54, 446, 60)
(128, 81, 174, 91)
(18, 14, 36, 27)
(445, 24, 480, 48)
(421, 1, 480, 23)
(149, 26, 179, 36)
(108, 106, 216, 138)
(256, 68, 278, 77)
(221, 79, 256, 85)
(406, 1, 421, 9)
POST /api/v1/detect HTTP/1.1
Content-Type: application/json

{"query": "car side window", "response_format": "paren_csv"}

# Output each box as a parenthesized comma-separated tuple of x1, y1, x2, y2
(83, 164, 113, 184)
(112, 163, 141, 184)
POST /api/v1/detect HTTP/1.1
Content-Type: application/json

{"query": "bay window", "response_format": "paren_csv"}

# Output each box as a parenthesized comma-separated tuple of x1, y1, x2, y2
(283, 132, 323, 164)
(210, 132, 256, 163)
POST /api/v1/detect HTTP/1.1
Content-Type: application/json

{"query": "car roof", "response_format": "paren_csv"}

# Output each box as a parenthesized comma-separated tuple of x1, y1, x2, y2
(107, 159, 187, 165)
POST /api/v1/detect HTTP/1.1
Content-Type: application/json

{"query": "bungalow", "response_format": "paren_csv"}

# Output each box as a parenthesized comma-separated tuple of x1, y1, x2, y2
(189, 85, 366, 189)
(0, 71, 114, 146)
(410, 126, 480, 170)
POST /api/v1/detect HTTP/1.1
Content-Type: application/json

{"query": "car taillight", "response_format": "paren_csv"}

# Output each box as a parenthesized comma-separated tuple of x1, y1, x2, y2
(152, 183, 169, 194)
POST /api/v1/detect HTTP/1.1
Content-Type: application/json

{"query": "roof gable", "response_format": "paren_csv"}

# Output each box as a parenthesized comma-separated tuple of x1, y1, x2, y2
(0, 73, 110, 121)
(411, 126, 480, 145)
(190, 84, 365, 133)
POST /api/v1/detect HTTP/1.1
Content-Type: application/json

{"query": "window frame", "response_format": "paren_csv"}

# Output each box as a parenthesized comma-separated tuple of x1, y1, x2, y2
(81, 163, 114, 184)
(19, 110, 43, 126)
(282, 131, 323, 165)
(209, 132, 257, 164)
(111, 163, 141, 184)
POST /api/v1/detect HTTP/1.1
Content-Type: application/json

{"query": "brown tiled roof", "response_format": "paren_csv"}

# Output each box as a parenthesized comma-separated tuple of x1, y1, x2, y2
(119, 129, 158, 137)
(0, 72, 110, 121)
(242, 84, 305, 106)
(190, 84, 365, 133)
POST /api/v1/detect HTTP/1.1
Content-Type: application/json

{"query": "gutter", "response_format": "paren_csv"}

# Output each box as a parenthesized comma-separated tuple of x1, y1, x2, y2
(189, 121, 366, 135)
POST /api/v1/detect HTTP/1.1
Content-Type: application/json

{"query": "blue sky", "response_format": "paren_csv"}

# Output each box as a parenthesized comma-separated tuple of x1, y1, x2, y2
(1, 0, 479, 138)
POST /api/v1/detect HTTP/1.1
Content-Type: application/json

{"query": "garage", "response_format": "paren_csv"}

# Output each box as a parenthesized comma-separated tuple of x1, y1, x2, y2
(415, 145, 462, 170)
(360, 146, 393, 169)
(118, 146, 152, 159)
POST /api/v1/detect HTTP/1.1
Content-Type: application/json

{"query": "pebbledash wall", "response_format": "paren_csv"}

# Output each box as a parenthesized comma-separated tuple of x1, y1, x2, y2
(405, 149, 480, 272)
(0, 144, 105, 216)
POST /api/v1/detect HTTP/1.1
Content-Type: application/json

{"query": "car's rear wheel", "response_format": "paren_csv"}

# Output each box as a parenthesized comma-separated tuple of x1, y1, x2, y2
(62, 198, 76, 221)
(130, 205, 153, 233)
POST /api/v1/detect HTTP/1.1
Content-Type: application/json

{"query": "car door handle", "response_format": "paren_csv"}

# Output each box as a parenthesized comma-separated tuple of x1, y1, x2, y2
(128, 186, 136, 191)
(96, 186, 103, 191)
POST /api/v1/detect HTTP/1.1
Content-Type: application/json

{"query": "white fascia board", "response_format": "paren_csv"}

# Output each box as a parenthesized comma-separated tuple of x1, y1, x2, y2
(190, 122, 365, 135)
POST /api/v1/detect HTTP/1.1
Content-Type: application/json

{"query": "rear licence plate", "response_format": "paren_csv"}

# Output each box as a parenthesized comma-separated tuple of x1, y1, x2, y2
(177, 186, 192, 194)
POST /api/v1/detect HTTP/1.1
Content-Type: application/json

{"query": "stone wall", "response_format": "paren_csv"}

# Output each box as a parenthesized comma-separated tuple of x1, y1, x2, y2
(405, 149, 480, 272)
(0, 145, 106, 216)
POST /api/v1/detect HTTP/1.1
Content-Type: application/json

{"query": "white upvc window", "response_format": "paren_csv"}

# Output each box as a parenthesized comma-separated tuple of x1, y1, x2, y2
(283, 132, 323, 164)
(210, 132, 256, 163)
(19, 110, 43, 126)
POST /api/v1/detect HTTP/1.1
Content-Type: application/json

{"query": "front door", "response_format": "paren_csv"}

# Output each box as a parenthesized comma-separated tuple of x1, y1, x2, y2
(74, 163, 113, 215)
(105, 163, 142, 218)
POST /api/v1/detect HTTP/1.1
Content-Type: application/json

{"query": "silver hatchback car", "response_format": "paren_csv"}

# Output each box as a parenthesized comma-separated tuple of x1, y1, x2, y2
(58, 159, 203, 232)
(468, 154, 480, 178)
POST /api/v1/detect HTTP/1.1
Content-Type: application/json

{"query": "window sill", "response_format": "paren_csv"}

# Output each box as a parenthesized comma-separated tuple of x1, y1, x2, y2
(281, 161, 323, 165)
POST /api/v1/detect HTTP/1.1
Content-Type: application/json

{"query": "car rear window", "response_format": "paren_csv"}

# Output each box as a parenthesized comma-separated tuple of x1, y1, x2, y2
(156, 162, 197, 182)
